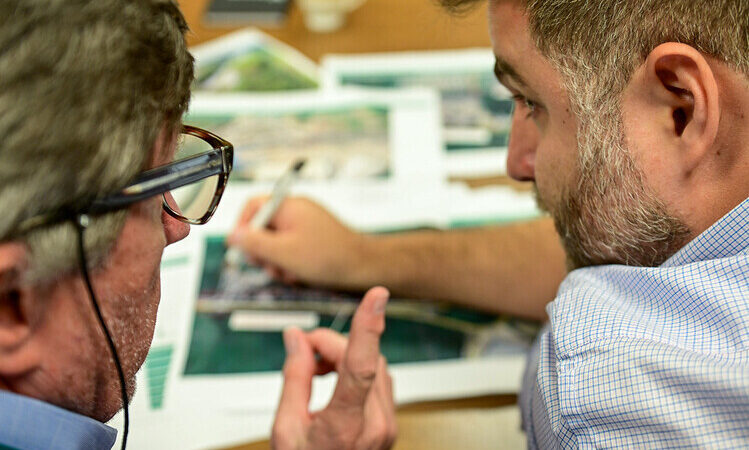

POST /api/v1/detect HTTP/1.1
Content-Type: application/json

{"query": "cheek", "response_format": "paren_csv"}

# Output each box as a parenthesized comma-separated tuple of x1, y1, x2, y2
(537, 117, 579, 190)
(621, 104, 671, 195)
(100, 210, 167, 310)
(534, 141, 567, 200)
(534, 151, 579, 218)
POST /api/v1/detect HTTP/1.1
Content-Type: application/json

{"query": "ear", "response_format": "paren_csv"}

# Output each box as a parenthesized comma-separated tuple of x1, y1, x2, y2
(0, 242, 40, 377)
(641, 43, 720, 175)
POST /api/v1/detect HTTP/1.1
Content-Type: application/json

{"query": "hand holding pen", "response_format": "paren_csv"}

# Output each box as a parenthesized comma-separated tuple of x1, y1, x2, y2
(224, 159, 306, 271)
(227, 195, 365, 288)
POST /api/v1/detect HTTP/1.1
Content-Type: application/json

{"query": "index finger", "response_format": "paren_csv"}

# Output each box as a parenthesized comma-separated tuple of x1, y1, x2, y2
(327, 286, 389, 412)
(239, 195, 270, 228)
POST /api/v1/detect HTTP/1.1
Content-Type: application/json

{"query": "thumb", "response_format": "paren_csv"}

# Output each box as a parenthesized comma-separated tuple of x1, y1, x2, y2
(275, 327, 316, 424)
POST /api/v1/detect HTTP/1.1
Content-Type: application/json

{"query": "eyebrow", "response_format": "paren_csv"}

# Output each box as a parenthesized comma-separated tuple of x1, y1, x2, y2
(493, 57, 528, 90)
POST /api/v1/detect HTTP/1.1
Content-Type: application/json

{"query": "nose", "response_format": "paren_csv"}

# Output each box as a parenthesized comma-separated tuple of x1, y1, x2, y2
(506, 110, 538, 182)
(162, 205, 190, 246)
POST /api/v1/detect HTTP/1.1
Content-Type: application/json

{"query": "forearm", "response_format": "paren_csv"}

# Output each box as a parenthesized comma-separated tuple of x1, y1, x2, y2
(351, 218, 567, 320)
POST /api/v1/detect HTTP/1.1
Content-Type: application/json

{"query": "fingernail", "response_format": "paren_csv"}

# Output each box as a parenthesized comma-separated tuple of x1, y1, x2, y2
(373, 295, 387, 315)
(283, 328, 298, 354)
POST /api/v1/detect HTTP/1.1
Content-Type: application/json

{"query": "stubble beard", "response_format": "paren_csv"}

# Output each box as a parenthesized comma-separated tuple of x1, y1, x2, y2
(87, 267, 161, 422)
(537, 104, 691, 270)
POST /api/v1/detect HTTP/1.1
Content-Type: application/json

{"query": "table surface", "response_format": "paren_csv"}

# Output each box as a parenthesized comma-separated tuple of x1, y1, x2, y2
(175, 1, 522, 448)
(179, 0, 491, 60)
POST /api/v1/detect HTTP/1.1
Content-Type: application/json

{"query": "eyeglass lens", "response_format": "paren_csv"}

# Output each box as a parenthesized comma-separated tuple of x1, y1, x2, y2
(163, 132, 220, 221)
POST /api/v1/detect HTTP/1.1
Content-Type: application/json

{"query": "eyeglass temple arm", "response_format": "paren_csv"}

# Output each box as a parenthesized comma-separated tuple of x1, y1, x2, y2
(88, 150, 224, 215)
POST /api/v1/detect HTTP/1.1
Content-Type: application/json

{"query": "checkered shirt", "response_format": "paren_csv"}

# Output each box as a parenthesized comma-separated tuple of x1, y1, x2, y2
(520, 197, 749, 449)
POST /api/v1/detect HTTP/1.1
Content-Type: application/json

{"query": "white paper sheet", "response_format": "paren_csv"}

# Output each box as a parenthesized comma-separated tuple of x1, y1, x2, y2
(321, 49, 513, 178)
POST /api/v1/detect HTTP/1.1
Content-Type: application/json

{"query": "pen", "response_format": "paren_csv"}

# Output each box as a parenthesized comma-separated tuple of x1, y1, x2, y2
(224, 159, 306, 270)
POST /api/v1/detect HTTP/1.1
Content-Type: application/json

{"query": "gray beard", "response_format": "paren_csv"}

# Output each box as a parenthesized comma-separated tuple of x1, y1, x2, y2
(537, 113, 691, 270)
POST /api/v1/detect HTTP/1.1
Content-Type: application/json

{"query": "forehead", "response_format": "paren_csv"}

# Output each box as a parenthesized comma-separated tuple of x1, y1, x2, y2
(488, 0, 532, 58)
(487, 1, 564, 98)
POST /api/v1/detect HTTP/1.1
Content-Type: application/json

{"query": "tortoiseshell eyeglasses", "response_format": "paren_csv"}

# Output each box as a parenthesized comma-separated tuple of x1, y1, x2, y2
(15, 125, 233, 235)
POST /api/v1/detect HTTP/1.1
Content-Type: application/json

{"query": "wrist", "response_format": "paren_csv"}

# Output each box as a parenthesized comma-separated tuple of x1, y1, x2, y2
(343, 233, 383, 290)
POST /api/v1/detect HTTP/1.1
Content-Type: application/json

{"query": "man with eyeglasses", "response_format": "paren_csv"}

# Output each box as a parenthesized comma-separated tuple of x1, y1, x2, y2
(0, 1, 396, 449)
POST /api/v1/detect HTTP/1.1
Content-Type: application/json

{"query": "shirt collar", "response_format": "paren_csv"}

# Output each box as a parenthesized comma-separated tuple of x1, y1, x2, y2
(0, 390, 116, 450)
(662, 196, 749, 268)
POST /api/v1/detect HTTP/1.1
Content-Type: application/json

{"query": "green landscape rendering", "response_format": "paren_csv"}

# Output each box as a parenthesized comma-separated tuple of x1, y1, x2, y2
(185, 106, 391, 182)
(183, 236, 539, 375)
(195, 48, 317, 92)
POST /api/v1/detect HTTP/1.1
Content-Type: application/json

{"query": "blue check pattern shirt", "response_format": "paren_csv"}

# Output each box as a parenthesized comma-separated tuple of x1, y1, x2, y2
(521, 197, 749, 449)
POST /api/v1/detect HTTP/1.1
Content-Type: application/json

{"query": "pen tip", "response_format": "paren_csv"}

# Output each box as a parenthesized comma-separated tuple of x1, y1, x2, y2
(292, 159, 306, 172)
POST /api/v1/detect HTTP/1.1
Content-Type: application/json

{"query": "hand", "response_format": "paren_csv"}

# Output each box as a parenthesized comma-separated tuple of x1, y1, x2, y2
(271, 287, 397, 450)
(228, 197, 370, 289)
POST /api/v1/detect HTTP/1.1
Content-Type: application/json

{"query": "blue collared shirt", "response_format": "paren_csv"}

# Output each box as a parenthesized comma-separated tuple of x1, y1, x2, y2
(0, 390, 116, 449)
(521, 197, 749, 448)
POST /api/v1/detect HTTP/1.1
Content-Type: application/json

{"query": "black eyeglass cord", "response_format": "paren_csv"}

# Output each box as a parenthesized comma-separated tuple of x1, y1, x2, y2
(74, 214, 129, 450)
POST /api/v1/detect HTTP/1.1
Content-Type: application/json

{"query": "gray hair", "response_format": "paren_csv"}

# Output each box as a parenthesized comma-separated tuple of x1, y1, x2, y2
(0, 0, 194, 283)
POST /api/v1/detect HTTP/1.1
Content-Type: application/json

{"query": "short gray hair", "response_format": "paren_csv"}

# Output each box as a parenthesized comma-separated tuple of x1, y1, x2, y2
(0, 0, 194, 283)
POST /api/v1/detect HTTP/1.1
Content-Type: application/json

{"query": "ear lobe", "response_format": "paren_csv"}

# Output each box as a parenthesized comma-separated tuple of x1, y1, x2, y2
(649, 43, 720, 173)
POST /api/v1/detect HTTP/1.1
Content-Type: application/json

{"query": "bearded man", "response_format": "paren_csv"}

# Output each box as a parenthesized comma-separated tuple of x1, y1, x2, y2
(231, 0, 749, 446)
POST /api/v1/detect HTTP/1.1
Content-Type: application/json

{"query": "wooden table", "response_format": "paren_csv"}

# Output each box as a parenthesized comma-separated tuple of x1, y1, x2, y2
(225, 395, 522, 450)
(178, 0, 491, 61)
(175, 2, 523, 448)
